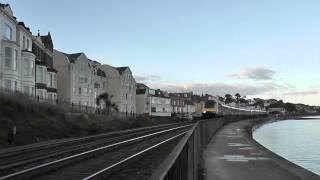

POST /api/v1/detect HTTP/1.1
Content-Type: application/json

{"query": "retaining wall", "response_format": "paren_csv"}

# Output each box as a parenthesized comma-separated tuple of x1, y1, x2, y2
(150, 118, 226, 180)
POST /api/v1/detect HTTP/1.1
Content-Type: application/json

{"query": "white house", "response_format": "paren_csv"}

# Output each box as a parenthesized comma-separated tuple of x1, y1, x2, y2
(183, 100, 196, 115)
(149, 89, 172, 117)
(0, 4, 37, 95)
(53, 50, 95, 107)
(99, 65, 136, 114)
(136, 83, 150, 115)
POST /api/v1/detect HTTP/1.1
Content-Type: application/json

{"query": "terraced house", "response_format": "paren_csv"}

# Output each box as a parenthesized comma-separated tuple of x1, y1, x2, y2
(53, 50, 96, 107)
(32, 32, 57, 102)
(0, 4, 36, 95)
(99, 65, 136, 114)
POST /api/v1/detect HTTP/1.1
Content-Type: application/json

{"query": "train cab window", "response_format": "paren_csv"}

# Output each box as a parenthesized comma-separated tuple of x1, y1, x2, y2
(205, 100, 216, 108)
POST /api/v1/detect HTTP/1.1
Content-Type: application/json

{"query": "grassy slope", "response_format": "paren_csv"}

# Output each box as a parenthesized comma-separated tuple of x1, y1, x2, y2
(0, 93, 178, 148)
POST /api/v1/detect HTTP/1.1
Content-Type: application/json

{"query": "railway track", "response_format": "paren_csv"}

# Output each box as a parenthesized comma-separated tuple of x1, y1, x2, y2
(0, 122, 192, 180)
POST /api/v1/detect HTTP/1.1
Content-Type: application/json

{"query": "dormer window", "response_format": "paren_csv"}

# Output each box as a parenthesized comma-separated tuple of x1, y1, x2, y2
(5, 24, 12, 40)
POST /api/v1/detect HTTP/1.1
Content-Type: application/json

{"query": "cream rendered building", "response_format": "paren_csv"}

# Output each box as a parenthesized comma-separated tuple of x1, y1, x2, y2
(53, 50, 95, 107)
(89, 59, 107, 109)
(99, 65, 136, 114)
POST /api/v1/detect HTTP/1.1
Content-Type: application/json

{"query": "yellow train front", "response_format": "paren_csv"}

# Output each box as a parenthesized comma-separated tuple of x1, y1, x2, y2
(202, 100, 217, 118)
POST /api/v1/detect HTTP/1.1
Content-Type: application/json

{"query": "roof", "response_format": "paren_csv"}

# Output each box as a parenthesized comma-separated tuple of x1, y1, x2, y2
(18, 21, 31, 33)
(137, 83, 149, 89)
(63, 53, 82, 63)
(40, 32, 54, 52)
(88, 59, 101, 66)
(96, 68, 106, 77)
(151, 89, 170, 99)
(136, 89, 146, 95)
(115, 67, 129, 74)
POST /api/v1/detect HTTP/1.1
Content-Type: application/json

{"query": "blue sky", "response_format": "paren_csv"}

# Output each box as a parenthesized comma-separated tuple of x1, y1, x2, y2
(6, 0, 320, 105)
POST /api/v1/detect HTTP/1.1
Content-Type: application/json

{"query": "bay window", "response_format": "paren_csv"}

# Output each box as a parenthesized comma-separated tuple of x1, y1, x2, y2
(36, 66, 46, 83)
(13, 49, 17, 70)
(23, 58, 33, 77)
(5, 47, 12, 68)
(4, 80, 11, 90)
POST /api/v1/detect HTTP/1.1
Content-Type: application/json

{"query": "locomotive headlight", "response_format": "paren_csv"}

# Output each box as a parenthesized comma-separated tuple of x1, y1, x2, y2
(203, 111, 206, 113)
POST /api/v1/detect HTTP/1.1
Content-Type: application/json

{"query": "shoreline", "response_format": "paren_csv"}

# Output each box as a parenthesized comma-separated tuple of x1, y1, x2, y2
(203, 117, 320, 180)
(247, 118, 320, 180)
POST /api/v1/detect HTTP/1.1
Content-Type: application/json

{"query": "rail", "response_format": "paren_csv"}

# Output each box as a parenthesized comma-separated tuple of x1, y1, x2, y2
(0, 123, 192, 180)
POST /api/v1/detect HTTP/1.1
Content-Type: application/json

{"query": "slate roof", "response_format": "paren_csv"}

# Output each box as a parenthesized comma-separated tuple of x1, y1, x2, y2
(97, 68, 106, 77)
(18, 21, 31, 33)
(115, 67, 129, 74)
(136, 89, 146, 95)
(137, 83, 149, 89)
(63, 53, 82, 63)
(39, 32, 54, 52)
(152, 89, 170, 99)
(0, 3, 9, 8)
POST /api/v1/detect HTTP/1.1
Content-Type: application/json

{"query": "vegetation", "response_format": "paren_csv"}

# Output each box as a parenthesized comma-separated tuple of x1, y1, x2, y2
(0, 93, 179, 148)
(224, 94, 233, 104)
(234, 93, 241, 103)
(96, 92, 118, 113)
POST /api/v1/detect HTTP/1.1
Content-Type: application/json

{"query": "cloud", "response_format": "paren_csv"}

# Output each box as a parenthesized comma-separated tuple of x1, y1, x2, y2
(227, 66, 277, 80)
(135, 74, 161, 82)
(146, 81, 293, 97)
(284, 90, 319, 96)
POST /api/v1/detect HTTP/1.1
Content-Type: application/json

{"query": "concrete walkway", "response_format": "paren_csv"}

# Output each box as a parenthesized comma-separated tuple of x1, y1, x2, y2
(203, 119, 320, 180)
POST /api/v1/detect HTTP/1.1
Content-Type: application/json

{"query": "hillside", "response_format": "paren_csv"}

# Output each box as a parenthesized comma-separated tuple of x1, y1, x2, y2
(0, 93, 176, 148)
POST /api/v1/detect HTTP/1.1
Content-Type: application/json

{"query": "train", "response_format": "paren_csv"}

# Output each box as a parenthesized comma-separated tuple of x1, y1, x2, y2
(202, 100, 218, 118)
(198, 99, 267, 119)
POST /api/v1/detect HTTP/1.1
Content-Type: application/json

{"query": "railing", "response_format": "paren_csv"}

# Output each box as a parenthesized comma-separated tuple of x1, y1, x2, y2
(151, 115, 267, 180)
(150, 118, 227, 180)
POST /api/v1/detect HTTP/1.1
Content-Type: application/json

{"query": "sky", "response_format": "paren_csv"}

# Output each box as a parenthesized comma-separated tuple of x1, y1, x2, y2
(6, 0, 320, 105)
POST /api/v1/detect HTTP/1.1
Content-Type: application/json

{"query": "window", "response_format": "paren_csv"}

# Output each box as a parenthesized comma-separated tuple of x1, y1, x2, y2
(23, 36, 26, 49)
(53, 74, 57, 88)
(14, 81, 18, 91)
(151, 107, 156, 112)
(23, 86, 30, 95)
(27, 39, 30, 50)
(48, 73, 53, 87)
(4, 80, 11, 90)
(5, 47, 12, 68)
(79, 88, 81, 95)
(79, 76, 88, 83)
(36, 66, 46, 83)
(13, 49, 17, 70)
(23, 59, 31, 77)
(5, 24, 12, 40)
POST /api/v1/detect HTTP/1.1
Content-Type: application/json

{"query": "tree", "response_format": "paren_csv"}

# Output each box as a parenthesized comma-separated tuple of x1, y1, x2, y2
(218, 96, 225, 102)
(253, 99, 264, 109)
(234, 93, 241, 103)
(96, 92, 118, 113)
(284, 103, 297, 113)
(224, 94, 233, 104)
(239, 98, 248, 104)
